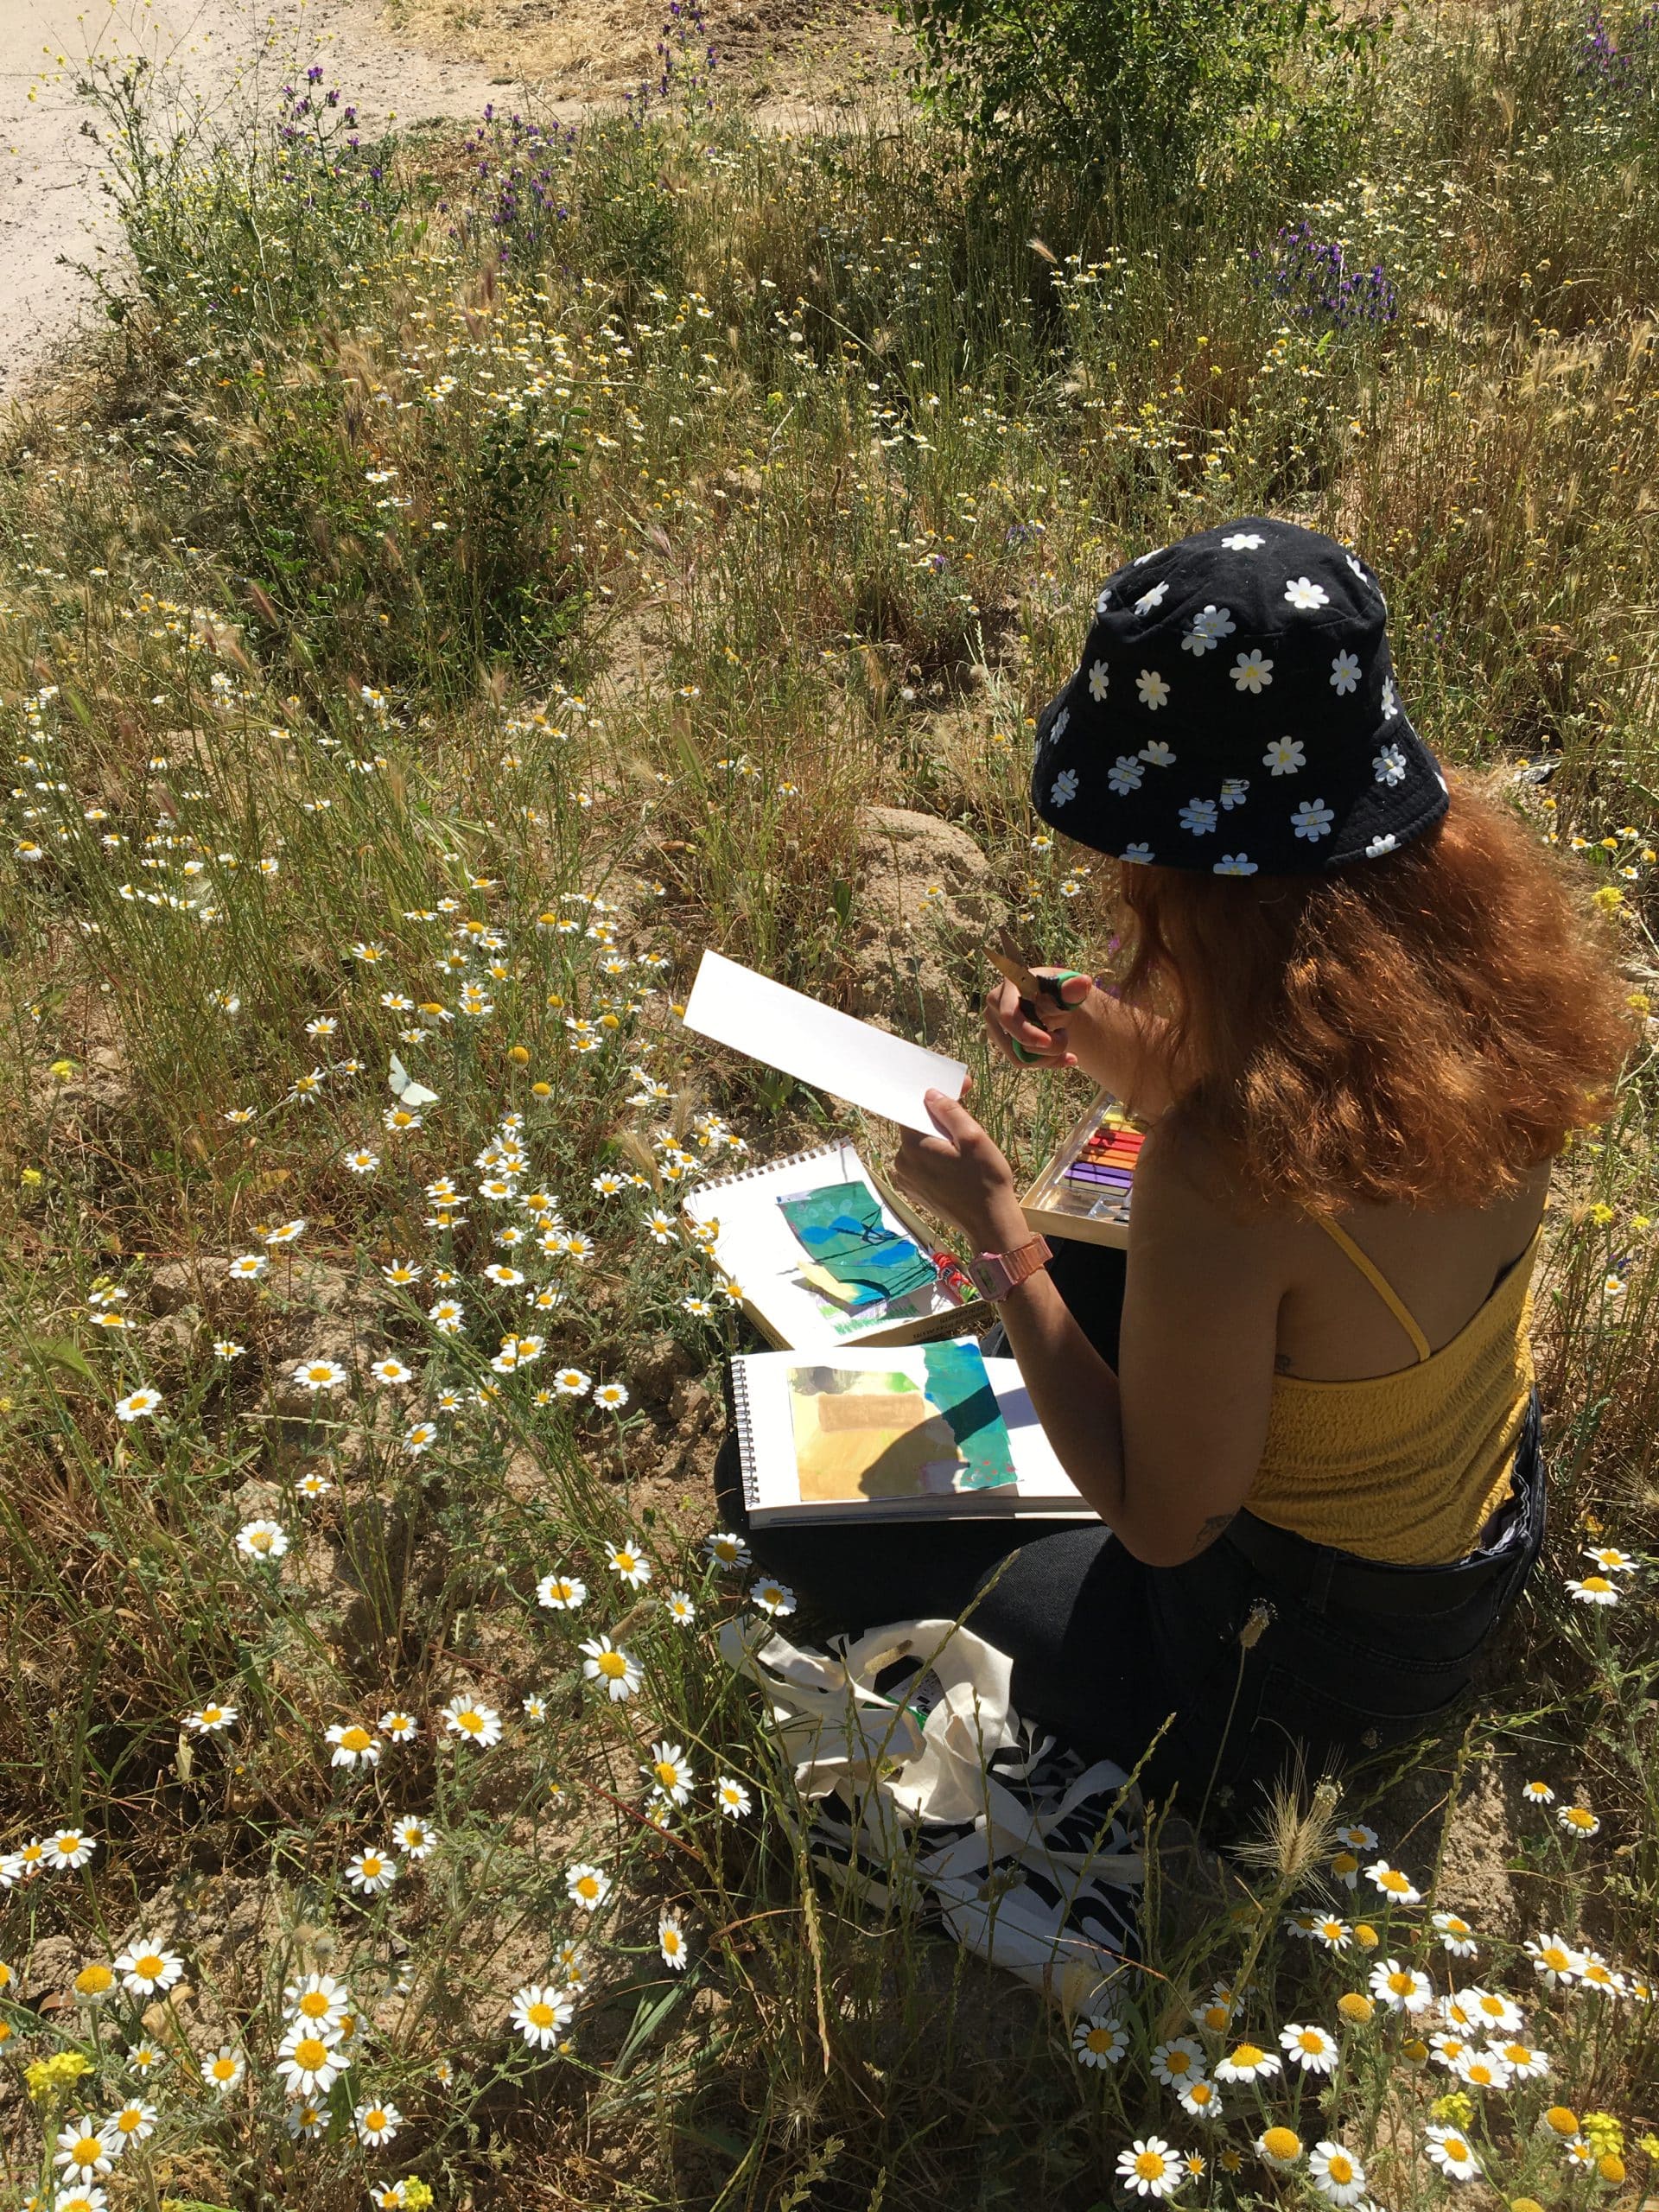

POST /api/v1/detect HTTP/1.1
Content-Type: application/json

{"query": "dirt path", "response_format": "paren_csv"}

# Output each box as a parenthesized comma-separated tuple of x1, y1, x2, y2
(0, 0, 901, 410)
(0, 0, 553, 406)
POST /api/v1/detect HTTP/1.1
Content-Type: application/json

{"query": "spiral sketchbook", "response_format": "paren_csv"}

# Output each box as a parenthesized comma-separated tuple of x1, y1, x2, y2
(682, 1141, 982, 1352)
(731, 1343, 1087, 1526)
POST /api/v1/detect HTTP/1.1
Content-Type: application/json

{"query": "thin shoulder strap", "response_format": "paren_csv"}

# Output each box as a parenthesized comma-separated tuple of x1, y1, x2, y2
(1309, 1214, 1433, 1363)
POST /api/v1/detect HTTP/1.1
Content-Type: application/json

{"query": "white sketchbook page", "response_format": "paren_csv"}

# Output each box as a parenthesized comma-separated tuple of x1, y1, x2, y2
(683, 949, 968, 1135)
(737, 1350, 1082, 1514)
(683, 1145, 958, 1351)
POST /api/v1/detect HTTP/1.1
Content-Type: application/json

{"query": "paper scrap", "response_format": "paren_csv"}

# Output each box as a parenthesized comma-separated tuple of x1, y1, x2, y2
(682, 949, 968, 1135)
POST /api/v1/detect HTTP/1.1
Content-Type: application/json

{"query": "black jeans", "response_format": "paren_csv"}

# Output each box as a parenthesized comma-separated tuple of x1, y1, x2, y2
(712, 1238, 1547, 1829)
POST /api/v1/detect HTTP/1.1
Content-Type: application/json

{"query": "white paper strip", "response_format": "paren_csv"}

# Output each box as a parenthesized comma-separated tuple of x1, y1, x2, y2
(682, 949, 968, 1135)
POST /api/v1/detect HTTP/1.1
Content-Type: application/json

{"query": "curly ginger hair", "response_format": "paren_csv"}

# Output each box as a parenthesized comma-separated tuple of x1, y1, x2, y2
(1108, 772, 1635, 1213)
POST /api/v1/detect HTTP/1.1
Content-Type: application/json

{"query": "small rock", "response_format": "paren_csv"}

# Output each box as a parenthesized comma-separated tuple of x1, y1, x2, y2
(632, 1332, 698, 1408)
(848, 804, 1003, 1041)
(149, 1255, 232, 1317)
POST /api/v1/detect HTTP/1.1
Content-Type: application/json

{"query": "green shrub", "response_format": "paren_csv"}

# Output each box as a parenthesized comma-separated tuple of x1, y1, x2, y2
(893, 0, 1382, 200)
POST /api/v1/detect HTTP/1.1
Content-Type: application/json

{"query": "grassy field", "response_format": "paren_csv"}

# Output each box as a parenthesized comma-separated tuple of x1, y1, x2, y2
(2, 1, 1659, 2205)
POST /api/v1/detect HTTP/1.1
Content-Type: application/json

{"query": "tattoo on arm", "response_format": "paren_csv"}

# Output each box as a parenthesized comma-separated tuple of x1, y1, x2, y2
(1187, 1512, 1237, 1558)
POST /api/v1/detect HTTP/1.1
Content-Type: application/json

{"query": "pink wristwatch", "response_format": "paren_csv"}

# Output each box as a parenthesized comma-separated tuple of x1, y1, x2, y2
(965, 1233, 1053, 1303)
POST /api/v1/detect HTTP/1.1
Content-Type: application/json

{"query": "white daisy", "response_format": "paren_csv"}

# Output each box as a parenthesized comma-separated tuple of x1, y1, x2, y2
(114, 1940, 183, 1995)
(440, 1695, 502, 1747)
(579, 1635, 642, 1700)
(749, 1578, 797, 1617)
(353, 2100, 402, 2146)
(1423, 2124, 1479, 2182)
(1221, 531, 1265, 550)
(1116, 2138, 1180, 2198)
(1284, 575, 1331, 610)
(605, 1539, 652, 1588)
(1308, 2140, 1365, 2205)
(1182, 603, 1235, 653)
(1372, 745, 1408, 786)
(1230, 648, 1274, 692)
(1149, 2036, 1206, 2088)
(566, 1862, 612, 1910)
(1073, 2013, 1128, 2068)
(1135, 669, 1171, 709)
(1088, 658, 1110, 698)
(714, 1774, 752, 1818)
(1291, 798, 1335, 841)
(115, 1384, 164, 1422)
(537, 1572, 588, 1611)
(658, 1910, 691, 1971)
(1329, 651, 1362, 694)
(1214, 2040, 1281, 2082)
(1369, 1959, 1433, 2012)
(1262, 736, 1305, 776)
(511, 1983, 574, 2050)
(1279, 2022, 1338, 2074)
(1134, 580, 1169, 614)
(1138, 737, 1176, 766)
(1431, 1911, 1478, 1957)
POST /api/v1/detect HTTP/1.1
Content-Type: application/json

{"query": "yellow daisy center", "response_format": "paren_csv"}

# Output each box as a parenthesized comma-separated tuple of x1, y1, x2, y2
(1327, 2155, 1354, 2183)
(202, 1707, 223, 1724)
(134, 1954, 163, 1979)
(1337, 1994, 1373, 2024)
(596, 1651, 627, 1679)
(1379, 1870, 1409, 1892)
(1188, 2082, 1212, 2106)
(1581, 1574, 1612, 1592)
(213, 2057, 236, 2080)
(1135, 2152, 1167, 2182)
(71, 2135, 103, 2163)
(615, 1552, 636, 1571)
(526, 2001, 555, 2028)
(114, 2111, 141, 2134)
(654, 1761, 677, 1788)
(456, 1710, 482, 1732)
(361, 1857, 383, 1878)
(577, 1876, 599, 1898)
(1331, 1852, 1358, 1874)
(340, 1726, 372, 1752)
(365, 2108, 387, 2129)
(1442, 2137, 1469, 2162)
(1298, 2031, 1325, 2051)
(1565, 1808, 1595, 1829)
(1541, 1947, 1570, 1971)
(1388, 1972, 1414, 1995)
(294, 2036, 328, 2069)
(1262, 2127, 1300, 2161)
(1084, 2027, 1114, 2052)
(1230, 2043, 1265, 2068)
(75, 1965, 112, 1993)
(1477, 1996, 1503, 2016)
(299, 1992, 329, 2018)
(1166, 2049, 1192, 2074)
(1202, 2005, 1229, 2031)
(664, 1929, 682, 1954)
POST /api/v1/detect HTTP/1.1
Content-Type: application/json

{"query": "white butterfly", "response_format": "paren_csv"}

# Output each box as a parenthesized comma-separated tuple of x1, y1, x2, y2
(388, 1053, 439, 1108)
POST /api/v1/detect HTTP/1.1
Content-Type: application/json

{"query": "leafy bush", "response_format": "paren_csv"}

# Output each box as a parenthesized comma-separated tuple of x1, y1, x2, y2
(893, 0, 1381, 199)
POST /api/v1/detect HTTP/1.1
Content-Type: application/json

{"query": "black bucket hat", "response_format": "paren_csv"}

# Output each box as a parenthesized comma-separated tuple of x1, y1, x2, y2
(1030, 514, 1448, 874)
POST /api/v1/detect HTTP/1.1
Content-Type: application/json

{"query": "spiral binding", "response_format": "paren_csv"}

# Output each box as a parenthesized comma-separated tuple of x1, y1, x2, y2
(687, 1141, 846, 1204)
(729, 1357, 760, 1510)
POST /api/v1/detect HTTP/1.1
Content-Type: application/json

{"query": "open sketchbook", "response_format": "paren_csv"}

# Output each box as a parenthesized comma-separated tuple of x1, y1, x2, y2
(731, 1342, 1089, 1526)
(682, 1141, 982, 1351)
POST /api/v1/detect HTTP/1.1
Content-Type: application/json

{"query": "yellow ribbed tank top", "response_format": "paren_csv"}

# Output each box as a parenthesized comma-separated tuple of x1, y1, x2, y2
(1247, 1218, 1542, 1567)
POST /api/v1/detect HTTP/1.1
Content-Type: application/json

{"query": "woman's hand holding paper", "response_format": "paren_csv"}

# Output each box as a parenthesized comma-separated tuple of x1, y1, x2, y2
(892, 1086, 1029, 1253)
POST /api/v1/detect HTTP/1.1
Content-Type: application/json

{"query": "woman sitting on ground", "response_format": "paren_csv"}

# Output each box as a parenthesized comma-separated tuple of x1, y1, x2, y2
(714, 514, 1631, 1827)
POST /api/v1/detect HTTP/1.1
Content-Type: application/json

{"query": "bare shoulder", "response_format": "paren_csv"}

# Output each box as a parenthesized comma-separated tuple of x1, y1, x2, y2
(1132, 1116, 1294, 1271)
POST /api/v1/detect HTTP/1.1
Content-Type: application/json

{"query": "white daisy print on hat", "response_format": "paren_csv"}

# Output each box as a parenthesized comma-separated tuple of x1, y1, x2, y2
(1046, 705, 1070, 747)
(1134, 580, 1169, 615)
(1181, 604, 1235, 654)
(1179, 798, 1219, 836)
(1109, 756, 1145, 793)
(1122, 842, 1154, 863)
(1382, 677, 1398, 717)
(1138, 737, 1176, 766)
(1263, 737, 1305, 776)
(1330, 651, 1361, 694)
(1292, 799, 1335, 841)
(1373, 746, 1408, 786)
(1365, 833, 1399, 858)
(1215, 855, 1258, 875)
(1284, 575, 1331, 610)
(1050, 769, 1079, 806)
(1221, 531, 1264, 550)
(1136, 669, 1171, 709)
(1230, 649, 1274, 693)
(1220, 778, 1249, 810)
(1088, 659, 1109, 700)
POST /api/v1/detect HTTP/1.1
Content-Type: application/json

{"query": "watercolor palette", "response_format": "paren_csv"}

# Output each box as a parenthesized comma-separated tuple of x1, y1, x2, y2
(1018, 1089, 1146, 1249)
